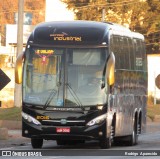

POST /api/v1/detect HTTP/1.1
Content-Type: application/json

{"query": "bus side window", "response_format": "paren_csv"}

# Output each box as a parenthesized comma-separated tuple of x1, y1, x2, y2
(110, 35, 114, 53)
(141, 41, 147, 71)
(123, 37, 130, 69)
(128, 38, 135, 70)
(112, 35, 120, 69)
(119, 37, 125, 69)
(119, 37, 129, 69)
(134, 39, 143, 70)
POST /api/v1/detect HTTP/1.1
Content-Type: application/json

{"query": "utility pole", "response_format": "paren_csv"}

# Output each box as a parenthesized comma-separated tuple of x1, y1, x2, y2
(154, 71, 157, 105)
(14, 0, 24, 107)
(102, 8, 105, 22)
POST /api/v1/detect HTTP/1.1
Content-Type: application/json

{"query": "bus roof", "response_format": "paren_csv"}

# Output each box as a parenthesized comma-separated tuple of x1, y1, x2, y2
(28, 21, 144, 46)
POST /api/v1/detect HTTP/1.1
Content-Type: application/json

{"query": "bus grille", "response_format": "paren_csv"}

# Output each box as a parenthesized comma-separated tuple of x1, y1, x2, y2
(41, 120, 86, 126)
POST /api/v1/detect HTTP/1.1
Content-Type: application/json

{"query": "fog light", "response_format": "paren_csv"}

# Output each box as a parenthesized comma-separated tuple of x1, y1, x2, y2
(99, 131, 103, 136)
(24, 130, 28, 134)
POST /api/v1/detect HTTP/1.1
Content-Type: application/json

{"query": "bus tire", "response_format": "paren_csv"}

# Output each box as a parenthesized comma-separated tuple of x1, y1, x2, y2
(127, 120, 138, 146)
(31, 138, 43, 148)
(99, 125, 113, 149)
(99, 137, 111, 149)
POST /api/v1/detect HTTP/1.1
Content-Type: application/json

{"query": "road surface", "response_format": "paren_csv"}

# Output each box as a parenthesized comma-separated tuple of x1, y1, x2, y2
(0, 122, 160, 158)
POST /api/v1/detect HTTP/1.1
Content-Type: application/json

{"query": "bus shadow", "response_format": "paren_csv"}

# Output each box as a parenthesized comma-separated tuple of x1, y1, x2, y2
(42, 140, 129, 149)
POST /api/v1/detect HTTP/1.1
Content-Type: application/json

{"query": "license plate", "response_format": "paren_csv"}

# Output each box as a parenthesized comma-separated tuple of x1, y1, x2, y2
(56, 127, 70, 133)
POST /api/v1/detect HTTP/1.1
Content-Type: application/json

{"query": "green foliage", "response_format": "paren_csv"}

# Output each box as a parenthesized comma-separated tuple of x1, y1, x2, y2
(0, 0, 45, 45)
(147, 104, 160, 121)
(61, 0, 160, 53)
(0, 107, 21, 121)
(147, 95, 154, 106)
(0, 55, 7, 68)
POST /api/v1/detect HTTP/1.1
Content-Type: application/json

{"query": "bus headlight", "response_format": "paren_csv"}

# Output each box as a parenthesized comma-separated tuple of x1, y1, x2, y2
(86, 114, 107, 126)
(22, 112, 41, 125)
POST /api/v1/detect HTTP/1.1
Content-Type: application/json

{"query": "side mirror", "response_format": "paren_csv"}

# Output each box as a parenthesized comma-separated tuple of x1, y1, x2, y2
(15, 52, 24, 84)
(106, 52, 115, 86)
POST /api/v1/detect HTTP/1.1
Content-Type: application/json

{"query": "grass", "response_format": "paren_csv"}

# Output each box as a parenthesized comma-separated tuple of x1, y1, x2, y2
(147, 104, 160, 121)
(0, 107, 21, 121)
(0, 105, 160, 121)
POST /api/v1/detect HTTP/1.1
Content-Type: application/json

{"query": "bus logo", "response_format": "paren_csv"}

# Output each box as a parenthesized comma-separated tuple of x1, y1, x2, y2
(60, 119, 67, 124)
(50, 32, 82, 42)
(36, 116, 49, 120)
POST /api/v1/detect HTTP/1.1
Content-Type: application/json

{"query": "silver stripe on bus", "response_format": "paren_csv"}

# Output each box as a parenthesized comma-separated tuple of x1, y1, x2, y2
(43, 120, 85, 123)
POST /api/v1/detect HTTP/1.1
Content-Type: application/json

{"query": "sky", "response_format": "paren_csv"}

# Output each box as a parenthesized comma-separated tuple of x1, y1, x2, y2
(45, 0, 74, 21)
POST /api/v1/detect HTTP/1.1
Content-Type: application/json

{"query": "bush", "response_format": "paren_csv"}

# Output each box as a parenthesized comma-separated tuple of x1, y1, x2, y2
(0, 107, 21, 121)
(147, 95, 154, 106)
(0, 55, 7, 68)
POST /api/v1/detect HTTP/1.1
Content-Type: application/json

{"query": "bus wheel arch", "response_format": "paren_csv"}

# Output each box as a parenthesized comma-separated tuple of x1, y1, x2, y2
(134, 111, 138, 144)
(138, 110, 142, 134)
(112, 113, 116, 139)
(99, 114, 116, 149)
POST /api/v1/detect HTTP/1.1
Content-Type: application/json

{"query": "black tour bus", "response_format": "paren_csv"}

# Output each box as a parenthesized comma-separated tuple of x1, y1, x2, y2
(15, 21, 147, 149)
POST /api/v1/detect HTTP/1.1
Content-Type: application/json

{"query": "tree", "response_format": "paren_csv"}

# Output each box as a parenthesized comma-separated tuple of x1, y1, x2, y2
(0, 0, 45, 45)
(61, 0, 149, 29)
(145, 0, 160, 53)
(24, 0, 45, 25)
(61, 0, 160, 53)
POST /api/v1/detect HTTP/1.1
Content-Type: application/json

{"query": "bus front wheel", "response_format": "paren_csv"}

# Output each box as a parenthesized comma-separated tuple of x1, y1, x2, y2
(31, 138, 43, 148)
(99, 137, 111, 149)
(99, 125, 114, 149)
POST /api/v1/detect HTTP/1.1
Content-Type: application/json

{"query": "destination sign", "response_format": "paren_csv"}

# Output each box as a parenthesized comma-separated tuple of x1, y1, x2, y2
(35, 50, 54, 55)
(0, 69, 11, 91)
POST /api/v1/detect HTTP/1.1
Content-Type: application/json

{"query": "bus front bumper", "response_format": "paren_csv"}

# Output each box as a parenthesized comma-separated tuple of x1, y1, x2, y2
(22, 120, 106, 141)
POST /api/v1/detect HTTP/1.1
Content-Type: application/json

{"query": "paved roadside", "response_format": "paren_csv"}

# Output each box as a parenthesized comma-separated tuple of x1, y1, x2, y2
(0, 130, 30, 149)
(146, 122, 160, 133)
(0, 120, 29, 149)
(0, 120, 21, 130)
(0, 121, 159, 149)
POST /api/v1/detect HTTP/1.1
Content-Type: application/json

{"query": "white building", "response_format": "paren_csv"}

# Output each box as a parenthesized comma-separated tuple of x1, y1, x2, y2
(148, 54, 160, 99)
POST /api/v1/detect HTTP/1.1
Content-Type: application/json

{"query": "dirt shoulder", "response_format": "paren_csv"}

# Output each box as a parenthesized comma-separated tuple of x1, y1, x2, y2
(0, 130, 30, 149)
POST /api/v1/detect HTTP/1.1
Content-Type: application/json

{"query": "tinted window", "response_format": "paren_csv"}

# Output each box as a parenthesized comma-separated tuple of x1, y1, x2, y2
(134, 39, 143, 70)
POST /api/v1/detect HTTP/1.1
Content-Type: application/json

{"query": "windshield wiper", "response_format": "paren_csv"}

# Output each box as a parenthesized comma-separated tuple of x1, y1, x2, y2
(66, 83, 85, 112)
(44, 61, 62, 110)
(43, 89, 57, 110)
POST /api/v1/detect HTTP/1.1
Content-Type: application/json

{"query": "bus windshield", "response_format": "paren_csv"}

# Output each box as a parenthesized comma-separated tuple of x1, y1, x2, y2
(23, 47, 108, 107)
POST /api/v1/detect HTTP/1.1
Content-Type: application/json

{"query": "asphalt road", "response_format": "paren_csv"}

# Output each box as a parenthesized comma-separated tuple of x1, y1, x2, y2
(0, 122, 160, 158)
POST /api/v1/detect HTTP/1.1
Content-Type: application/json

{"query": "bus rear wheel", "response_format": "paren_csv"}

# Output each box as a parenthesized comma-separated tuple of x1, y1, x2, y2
(126, 121, 138, 146)
(31, 138, 43, 148)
